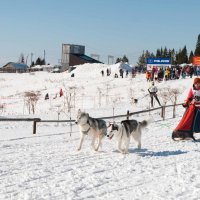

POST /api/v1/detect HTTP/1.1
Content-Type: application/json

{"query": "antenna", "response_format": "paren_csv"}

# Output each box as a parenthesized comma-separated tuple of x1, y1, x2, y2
(44, 50, 46, 61)
(108, 55, 114, 64)
(31, 53, 33, 65)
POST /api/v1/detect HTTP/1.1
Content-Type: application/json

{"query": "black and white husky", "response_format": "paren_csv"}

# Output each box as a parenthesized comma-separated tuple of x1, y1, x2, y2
(75, 109, 107, 151)
(107, 119, 148, 154)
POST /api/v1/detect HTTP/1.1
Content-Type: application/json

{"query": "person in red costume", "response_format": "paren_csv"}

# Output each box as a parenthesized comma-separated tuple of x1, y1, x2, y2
(172, 77, 200, 140)
(183, 77, 200, 107)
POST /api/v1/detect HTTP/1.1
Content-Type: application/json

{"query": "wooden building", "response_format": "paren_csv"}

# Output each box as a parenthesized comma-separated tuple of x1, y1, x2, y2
(61, 44, 102, 71)
(0, 62, 29, 73)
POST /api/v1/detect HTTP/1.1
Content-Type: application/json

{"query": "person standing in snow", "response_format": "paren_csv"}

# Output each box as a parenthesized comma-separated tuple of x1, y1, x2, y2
(45, 93, 49, 100)
(172, 77, 200, 140)
(119, 68, 124, 78)
(126, 70, 129, 78)
(148, 82, 161, 107)
(106, 68, 109, 76)
(59, 88, 63, 97)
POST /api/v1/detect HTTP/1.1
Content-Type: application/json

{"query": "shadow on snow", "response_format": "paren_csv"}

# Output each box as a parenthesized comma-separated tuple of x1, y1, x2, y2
(129, 148, 187, 157)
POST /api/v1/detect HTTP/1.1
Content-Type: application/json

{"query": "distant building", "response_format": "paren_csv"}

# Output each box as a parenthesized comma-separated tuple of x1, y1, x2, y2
(60, 44, 103, 71)
(29, 65, 54, 72)
(0, 62, 29, 73)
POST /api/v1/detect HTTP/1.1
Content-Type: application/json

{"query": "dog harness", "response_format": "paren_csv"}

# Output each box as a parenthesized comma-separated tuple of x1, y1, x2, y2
(81, 120, 91, 135)
(82, 127, 91, 135)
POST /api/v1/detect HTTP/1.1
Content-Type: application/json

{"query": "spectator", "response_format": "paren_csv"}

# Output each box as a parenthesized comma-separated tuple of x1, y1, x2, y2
(59, 88, 63, 97)
(45, 93, 49, 100)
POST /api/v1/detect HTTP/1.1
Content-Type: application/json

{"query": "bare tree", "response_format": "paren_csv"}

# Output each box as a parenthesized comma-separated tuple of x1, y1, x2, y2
(110, 95, 121, 121)
(105, 83, 110, 104)
(62, 85, 77, 112)
(24, 91, 40, 114)
(159, 88, 176, 120)
(170, 88, 182, 118)
(97, 87, 103, 108)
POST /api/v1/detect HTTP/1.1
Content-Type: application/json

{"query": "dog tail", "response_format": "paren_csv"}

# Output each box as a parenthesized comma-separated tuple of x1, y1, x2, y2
(139, 120, 148, 128)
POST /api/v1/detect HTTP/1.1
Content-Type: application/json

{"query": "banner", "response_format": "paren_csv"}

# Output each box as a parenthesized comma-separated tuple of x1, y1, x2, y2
(147, 58, 171, 65)
(193, 56, 200, 65)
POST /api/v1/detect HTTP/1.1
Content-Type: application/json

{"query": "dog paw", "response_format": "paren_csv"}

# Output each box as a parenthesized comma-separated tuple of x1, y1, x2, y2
(120, 149, 129, 154)
(118, 149, 125, 154)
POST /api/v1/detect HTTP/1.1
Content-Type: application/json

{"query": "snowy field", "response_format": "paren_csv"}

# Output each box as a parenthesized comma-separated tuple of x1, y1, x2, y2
(1, 63, 200, 200)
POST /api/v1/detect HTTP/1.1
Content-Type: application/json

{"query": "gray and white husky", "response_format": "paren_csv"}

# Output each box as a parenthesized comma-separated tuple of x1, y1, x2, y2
(75, 109, 107, 151)
(107, 119, 148, 154)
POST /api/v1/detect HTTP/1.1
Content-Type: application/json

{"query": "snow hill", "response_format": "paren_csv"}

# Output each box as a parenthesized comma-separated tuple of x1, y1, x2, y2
(1, 63, 200, 200)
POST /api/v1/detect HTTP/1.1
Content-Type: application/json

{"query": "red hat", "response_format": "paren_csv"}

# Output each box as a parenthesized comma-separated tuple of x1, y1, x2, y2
(194, 77, 200, 84)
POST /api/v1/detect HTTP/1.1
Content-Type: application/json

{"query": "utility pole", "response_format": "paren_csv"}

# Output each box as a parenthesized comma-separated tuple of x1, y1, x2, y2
(44, 50, 46, 64)
(26, 54, 29, 65)
(31, 53, 33, 66)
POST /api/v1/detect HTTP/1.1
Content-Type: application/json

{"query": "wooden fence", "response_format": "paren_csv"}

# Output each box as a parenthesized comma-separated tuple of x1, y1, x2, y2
(0, 103, 183, 134)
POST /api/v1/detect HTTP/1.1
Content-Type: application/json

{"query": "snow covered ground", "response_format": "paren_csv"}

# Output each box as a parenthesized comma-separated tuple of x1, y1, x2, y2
(1, 63, 200, 200)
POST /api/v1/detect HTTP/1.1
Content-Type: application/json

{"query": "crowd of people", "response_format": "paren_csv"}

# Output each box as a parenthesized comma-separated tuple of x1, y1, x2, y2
(145, 65, 196, 82)
(101, 68, 136, 78)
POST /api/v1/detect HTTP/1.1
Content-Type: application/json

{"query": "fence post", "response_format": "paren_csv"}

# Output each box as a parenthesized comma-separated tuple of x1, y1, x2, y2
(161, 106, 166, 120)
(33, 120, 37, 134)
(127, 110, 129, 120)
(173, 103, 176, 118)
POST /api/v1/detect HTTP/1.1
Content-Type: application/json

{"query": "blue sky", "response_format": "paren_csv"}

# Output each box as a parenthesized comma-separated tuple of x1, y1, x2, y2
(0, 0, 200, 66)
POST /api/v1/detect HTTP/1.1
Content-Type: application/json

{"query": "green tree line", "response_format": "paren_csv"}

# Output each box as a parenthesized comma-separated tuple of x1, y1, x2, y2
(137, 34, 200, 66)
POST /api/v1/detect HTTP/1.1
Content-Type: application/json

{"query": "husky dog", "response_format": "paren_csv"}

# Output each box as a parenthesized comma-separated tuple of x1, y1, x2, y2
(75, 109, 107, 151)
(107, 119, 148, 154)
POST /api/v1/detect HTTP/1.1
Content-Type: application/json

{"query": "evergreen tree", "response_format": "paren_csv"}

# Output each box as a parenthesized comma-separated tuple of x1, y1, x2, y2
(137, 51, 146, 66)
(156, 49, 161, 57)
(150, 52, 155, 57)
(31, 61, 35, 67)
(160, 47, 163, 57)
(145, 50, 151, 58)
(137, 50, 155, 66)
(115, 58, 121, 63)
(176, 49, 182, 64)
(169, 49, 176, 65)
(163, 47, 168, 57)
(189, 51, 194, 63)
(175, 47, 188, 64)
(194, 34, 200, 56)
(35, 57, 42, 65)
(115, 55, 129, 63)
(122, 55, 129, 63)
(41, 59, 46, 65)
(182, 45, 188, 63)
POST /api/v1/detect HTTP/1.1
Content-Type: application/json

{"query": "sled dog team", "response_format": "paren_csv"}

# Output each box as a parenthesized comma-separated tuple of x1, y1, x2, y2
(75, 109, 148, 154)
